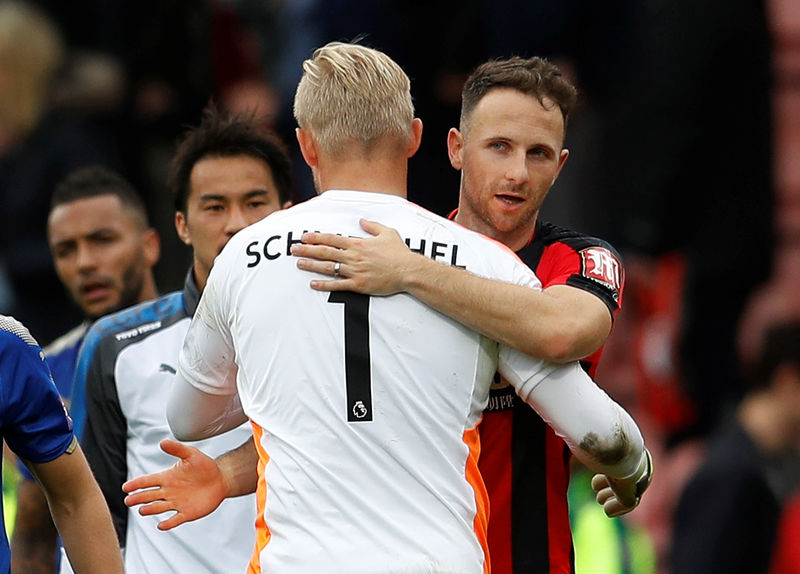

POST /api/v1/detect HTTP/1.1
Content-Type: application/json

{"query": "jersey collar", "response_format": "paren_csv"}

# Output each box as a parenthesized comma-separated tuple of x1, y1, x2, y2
(183, 267, 201, 316)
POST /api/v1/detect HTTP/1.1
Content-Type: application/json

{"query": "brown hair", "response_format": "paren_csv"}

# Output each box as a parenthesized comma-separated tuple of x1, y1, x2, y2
(460, 56, 578, 133)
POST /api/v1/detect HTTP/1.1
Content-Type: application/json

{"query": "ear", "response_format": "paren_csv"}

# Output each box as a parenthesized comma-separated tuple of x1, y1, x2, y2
(406, 118, 423, 158)
(142, 228, 161, 267)
(551, 148, 570, 186)
(281, 200, 293, 209)
(174, 211, 191, 245)
(296, 128, 319, 168)
(447, 128, 464, 170)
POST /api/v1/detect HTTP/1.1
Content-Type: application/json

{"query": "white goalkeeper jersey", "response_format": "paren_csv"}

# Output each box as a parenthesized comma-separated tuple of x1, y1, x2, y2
(177, 190, 562, 574)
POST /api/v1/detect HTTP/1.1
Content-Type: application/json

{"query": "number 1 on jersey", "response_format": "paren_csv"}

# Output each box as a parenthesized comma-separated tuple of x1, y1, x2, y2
(328, 292, 373, 422)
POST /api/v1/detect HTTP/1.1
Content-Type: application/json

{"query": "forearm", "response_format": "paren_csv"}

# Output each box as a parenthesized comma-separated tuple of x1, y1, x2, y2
(517, 361, 644, 478)
(218, 439, 259, 497)
(53, 490, 124, 574)
(295, 224, 611, 360)
(403, 258, 609, 361)
(295, 224, 610, 360)
(34, 446, 124, 574)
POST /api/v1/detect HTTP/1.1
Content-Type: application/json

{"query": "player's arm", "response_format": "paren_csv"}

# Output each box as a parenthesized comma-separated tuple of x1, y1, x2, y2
(167, 373, 246, 441)
(167, 256, 245, 441)
(1, 319, 120, 573)
(292, 219, 610, 362)
(167, 271, 245, 441)
(27, 442, 124, 574)
(504, 355, 652, 517)
(123, 438, 258, 531)
(10, 477, 59, 574)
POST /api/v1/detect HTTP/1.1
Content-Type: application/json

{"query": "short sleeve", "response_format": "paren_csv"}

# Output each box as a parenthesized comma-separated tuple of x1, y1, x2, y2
(0, 319, 74, 464)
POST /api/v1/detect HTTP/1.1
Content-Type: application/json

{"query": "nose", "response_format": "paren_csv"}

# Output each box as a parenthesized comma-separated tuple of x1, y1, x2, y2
(225, 205, 249, 236)
(76, 243, 98, 271)
(505, 152, 529, 185)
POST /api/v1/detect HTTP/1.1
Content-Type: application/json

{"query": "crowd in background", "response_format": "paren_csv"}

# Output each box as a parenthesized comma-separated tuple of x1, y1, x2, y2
(1, 0, 799, 572)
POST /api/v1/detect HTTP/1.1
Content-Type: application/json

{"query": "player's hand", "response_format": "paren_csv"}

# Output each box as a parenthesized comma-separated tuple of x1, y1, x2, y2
(291, 219, 424, 295)
(122, 439, 228, 530)
(591, 448, 653, 518)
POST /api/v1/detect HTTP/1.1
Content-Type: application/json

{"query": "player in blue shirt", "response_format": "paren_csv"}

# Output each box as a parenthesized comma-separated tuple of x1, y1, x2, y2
(0, 315, 122, 574)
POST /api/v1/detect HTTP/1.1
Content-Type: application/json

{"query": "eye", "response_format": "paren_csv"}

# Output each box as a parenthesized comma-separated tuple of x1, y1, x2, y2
(490, 141, 507, 152)
(204, 204, 224, 212)
(247, 199, 267, 209)
(53, 246, 74, 259)
(528, 146, 553, 159)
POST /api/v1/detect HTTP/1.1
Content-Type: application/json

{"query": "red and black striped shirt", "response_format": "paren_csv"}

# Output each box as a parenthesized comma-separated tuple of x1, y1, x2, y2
(477, 219, 625, 574)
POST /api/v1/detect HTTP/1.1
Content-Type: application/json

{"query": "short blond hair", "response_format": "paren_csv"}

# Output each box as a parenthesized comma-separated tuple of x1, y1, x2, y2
(0, 2, 63, 135)
(293, 42, 414, 156)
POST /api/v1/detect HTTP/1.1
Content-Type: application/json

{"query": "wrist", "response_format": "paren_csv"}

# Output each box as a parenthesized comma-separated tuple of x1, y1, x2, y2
(634, 448, 653, 498)
(399, 251, 437, 294)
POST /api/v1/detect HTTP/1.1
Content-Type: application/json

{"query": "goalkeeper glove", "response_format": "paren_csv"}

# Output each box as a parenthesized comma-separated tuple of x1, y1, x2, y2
(591, 447, 653, 518)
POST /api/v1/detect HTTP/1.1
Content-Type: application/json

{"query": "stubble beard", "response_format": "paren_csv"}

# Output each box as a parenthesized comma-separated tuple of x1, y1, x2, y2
(86, 252, 148, 320)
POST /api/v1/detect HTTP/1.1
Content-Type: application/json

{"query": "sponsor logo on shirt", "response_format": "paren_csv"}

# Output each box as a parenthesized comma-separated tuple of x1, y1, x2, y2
(579, 247, 622, 300)
(114, 321, 162, 341)
(485, 374, 517, 412)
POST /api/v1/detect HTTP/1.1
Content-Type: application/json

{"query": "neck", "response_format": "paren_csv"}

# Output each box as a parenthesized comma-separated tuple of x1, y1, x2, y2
(139, 273, 159, 303)
(316, 150, 409, 199)
(193, 263, 209, 294)
(454, 209, 538, 252)
(738, 392, 796, 455)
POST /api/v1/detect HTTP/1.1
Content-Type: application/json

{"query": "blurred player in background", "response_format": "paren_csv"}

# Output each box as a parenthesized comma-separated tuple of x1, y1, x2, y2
(11, 165, 159, 574)
(69, 104, 292, 573)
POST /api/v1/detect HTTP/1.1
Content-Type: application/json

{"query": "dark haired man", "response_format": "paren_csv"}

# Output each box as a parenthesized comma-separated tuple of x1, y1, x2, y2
(69, 105, 292, 573)
(671, 320, 800, 574)
(12, 165, 159, 574)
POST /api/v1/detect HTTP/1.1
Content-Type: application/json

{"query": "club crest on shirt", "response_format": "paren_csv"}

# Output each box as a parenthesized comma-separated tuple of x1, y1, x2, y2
(579, 247, 622, 299)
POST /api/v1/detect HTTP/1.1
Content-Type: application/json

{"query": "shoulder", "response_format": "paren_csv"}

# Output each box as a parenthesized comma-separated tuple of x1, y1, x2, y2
(82, 292, 185, 357)
(0, 315, 42, 356)
(43, 322, 88, 359)
(536, 221, 621, 256)
(0, 315, 44, 369)
(0, 316, 53, 394)
(530, 221, 624, 298)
